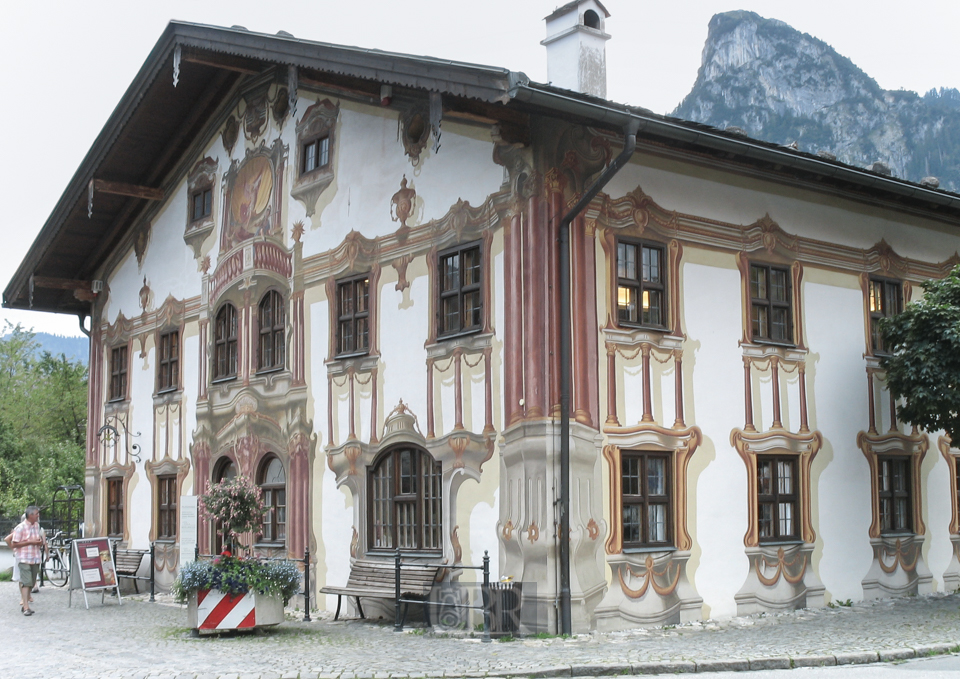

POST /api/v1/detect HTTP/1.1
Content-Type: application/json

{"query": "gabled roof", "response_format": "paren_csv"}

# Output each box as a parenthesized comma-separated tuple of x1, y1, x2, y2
(7, 20, 960, 316)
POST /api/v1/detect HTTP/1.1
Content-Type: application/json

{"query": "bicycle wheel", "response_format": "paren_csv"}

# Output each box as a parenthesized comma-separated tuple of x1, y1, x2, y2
(42, 550, 69, 587)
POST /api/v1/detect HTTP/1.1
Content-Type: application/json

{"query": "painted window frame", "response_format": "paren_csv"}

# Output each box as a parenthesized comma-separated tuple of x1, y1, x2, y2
(257, 290, 286, 373)
(615, 238, 668, 330)
(878, 455, 912, 534)
(436, 241, 483, 339)
(620, 450, 672, 549)
(757, 455, 799, 542)
(258, 456, 287, 545)
(156, 475, 177, 540)
(157, 330, 180, 393)
(213, 303, 239, 382)
(335, 274, 371, 357)
(868, 276, 903, 355)
(190, 187, 213, 223)
(749, 262, 794, 345)
(109, 345, 128, 402)
(368, 446, 443, 553)
(107, 477, 124, 538)
(300, 135, 330, 177)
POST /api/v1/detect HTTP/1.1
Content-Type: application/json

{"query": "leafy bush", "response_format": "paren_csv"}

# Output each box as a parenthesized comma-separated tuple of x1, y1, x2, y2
(172, 553, 302, 604)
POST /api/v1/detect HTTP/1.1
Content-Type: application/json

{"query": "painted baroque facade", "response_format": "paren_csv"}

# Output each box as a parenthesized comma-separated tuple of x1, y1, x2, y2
(10, 18, 960, 633)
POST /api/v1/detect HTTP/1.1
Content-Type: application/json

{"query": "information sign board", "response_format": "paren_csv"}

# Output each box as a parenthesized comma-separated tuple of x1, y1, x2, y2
(68, 537, 121, 609)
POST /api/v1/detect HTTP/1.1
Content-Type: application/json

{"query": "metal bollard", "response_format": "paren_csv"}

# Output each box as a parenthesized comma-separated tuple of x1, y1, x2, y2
(482, 550, 491, 643)
(149, 542, 156, 602)
(194, 544, 199, 561)
(303, 548, 311, 622)
(394, 549, 402, 631)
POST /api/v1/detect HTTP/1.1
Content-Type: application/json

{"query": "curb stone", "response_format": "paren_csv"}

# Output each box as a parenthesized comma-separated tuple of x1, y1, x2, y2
(834, 651, 879, 665)
(914, 643, 956, 656)
(790, 655, 835, 667)
(631, 661, 696, 675)
(695, 660, 750, 673)
(878, 648, 916, 661)
(748, 657, 791, 671)
(571, 664, 632, 676)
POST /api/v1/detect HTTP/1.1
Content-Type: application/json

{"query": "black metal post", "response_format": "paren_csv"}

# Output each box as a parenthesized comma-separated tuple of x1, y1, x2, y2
(194, 544, 199, 561)
(303, 548, 312, 622)
(557, 121, 638, 636)
(482, 550, 491, 643)
(394, 550, 402, 631)
(149, 542, 155, 602)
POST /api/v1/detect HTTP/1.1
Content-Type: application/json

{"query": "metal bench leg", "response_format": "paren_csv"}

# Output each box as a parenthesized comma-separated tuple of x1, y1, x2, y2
(334, 595, 342, 621)
(355, 596, 365, 619)
(133, 578, 139, 594)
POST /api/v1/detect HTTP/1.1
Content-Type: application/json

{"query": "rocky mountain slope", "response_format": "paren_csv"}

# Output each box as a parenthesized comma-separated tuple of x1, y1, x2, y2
(673, 11, 960, 192)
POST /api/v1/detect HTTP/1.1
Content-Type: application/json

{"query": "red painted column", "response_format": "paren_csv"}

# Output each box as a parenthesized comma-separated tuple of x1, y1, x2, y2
(641, 344, 653, 423)
(483, 347, 494, 435)
(503, 212, 523, 426)
(605, 344, 619, 427)
(867, 372, 877, 434)
(545, 177, 563, 417)
(523, 196, 545, 418)
(426, 359, 436, 438)
(798, 361, 809, 433)
(744, 358, 755, 432)
(673, 352, 685, 428)
(771, 356, 782, 429)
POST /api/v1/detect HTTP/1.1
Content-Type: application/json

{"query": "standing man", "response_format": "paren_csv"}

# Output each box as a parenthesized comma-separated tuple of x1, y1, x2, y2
(10, 506, 44, 616)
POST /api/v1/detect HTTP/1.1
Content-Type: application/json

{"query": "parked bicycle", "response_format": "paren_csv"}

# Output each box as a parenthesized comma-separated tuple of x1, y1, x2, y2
(42, 530, 71, 587)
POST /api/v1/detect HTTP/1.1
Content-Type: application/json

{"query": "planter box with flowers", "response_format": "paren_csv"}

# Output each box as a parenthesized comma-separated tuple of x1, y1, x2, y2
(172, 476, 301, 634)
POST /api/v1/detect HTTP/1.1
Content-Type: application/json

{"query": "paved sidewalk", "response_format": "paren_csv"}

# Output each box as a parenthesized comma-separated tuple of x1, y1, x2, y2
(4, 581, 960, 679)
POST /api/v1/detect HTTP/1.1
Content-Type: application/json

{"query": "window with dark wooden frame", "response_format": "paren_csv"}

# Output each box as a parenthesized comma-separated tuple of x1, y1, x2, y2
(617, 240, 667, 328)
(301, 136, 330, 175)
(757, 456, 798, 542)
(157, 331, 179, 393)
(156, 475, 177, 540)
(438, 243, 482, 338)
(109, 346, 128, 401)
(213, 304, 238, 381)
(257, 291, 286, 372)
(107, 477, 124, 537)
(336, 275, 370, 356)
(878, 456, 912, 534)
(369, 447, 442, 552)
(259, 457, 286, 544)
(869, 277, 903, 355)
(190, 187, 212, 222)
(621, 451, 671, 548)
(750, 263, 792, 344)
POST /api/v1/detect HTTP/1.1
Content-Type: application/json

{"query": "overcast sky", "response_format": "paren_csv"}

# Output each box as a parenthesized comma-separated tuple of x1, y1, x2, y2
(2, 0, 958, 338)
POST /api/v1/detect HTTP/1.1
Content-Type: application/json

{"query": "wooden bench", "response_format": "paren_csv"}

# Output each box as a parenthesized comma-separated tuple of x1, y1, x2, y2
(113, 548, 150, 593)
(320, 557, 440, 621)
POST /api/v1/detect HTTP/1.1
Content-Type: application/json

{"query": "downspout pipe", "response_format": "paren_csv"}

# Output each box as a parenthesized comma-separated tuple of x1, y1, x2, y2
(558, 120, 638, 635)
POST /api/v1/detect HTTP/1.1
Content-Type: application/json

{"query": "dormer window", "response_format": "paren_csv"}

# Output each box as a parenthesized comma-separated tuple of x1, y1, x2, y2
(191, 188, 212, 222)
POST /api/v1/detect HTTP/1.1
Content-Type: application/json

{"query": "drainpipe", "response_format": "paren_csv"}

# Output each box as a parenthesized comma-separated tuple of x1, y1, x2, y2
(558, 120, 638, 636)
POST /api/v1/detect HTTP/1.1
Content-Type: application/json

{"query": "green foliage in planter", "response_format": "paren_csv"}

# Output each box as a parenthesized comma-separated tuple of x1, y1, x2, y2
(172, 554, 301, 604)
(200, 475, 265, 547)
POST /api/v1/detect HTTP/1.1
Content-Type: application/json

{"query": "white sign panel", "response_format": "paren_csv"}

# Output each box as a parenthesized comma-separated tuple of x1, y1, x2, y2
(179, 495, 198, 565)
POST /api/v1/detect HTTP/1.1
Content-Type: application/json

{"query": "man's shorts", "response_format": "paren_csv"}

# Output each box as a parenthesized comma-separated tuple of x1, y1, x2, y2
(18, 563, 39, 589)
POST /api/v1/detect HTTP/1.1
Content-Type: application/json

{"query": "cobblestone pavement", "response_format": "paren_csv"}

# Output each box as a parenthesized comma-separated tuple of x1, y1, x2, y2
(5, 582, 960, 679)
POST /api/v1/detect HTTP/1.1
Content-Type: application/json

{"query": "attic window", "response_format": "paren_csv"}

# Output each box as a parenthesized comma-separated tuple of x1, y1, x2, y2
(302, 136, 330, 175)
(191, 188, 212, 222)
(584, 10, 600, 29)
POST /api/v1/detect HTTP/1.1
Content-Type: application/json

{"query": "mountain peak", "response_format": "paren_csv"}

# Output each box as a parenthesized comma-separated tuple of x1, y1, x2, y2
(673, 12, 959, 190)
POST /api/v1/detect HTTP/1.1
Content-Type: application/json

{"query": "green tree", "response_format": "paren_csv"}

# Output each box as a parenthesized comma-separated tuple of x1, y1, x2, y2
(0, 323, 87, 515)
(880, 265, 960, 440)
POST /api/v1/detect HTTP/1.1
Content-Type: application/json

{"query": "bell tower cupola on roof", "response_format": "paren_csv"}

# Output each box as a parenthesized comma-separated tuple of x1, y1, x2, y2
(541, 0, 611, 98)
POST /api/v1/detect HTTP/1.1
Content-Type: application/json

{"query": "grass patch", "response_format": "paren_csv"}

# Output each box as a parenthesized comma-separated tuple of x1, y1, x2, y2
(0, 569, 12, 582)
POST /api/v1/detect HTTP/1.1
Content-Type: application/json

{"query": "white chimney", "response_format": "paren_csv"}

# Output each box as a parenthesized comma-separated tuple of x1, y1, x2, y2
(541, 0, 611, 98)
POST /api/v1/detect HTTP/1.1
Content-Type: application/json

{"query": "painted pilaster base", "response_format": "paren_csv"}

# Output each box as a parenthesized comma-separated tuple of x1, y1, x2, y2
(497, 420, 607, 633)
(735, 543, 824, 615)
(594, 550, 702, 630)
(861, 534, 933, 599)
(942, 536, 960, 593)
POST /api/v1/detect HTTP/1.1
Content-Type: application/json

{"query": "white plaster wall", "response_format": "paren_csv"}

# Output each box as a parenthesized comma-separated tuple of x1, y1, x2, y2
(684, 260, 749, 619)
(380, 274, 429, 426)
(605, 159, 960, 263)
(300, 105, 504, 255)
(926, 444, 954, 590)
(803, 278, 873, 601)
(128, 344, 156, 550)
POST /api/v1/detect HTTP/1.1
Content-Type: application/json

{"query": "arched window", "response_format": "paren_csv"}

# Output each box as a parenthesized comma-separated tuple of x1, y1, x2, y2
(369, 447, 442, 551)
(214, 303, 238, 380)
(258, 290, 286, 372)
(259, 456, 286, 543)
